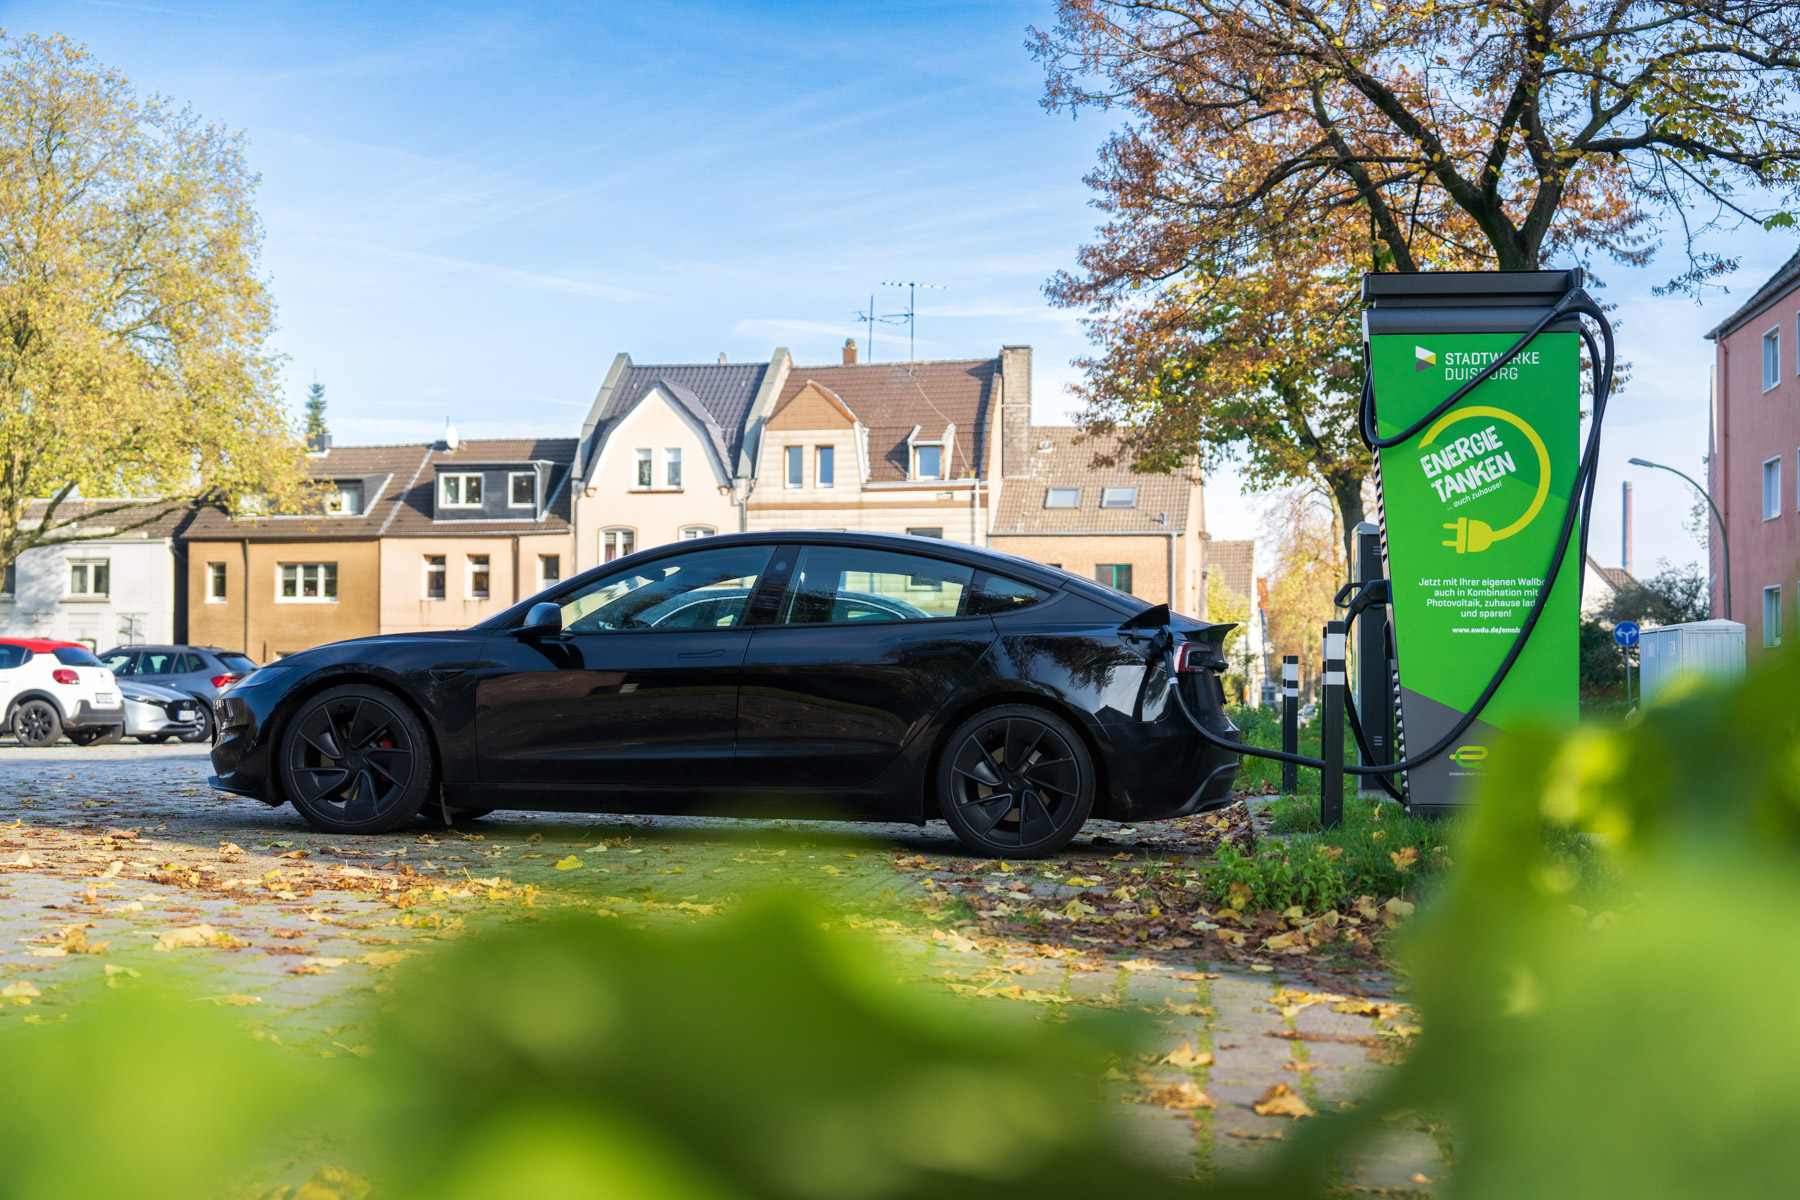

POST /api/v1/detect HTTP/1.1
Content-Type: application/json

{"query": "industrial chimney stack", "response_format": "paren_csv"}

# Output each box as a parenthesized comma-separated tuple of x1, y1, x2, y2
(1622, 480, 1633, 576)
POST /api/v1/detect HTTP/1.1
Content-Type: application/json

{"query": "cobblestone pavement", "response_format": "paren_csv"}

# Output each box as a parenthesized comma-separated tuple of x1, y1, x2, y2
(0, 741, 1447, 1191)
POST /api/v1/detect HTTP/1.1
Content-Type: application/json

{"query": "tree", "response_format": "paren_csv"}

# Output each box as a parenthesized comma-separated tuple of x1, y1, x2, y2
(0, 34, 311, 571)
(1036, 2, 1800, 559)
(1596, 558, 1710, 628)
(1204, 566, 1254, 701)
(303, 379, 328, 446)
(1258, 487, 1344, 696)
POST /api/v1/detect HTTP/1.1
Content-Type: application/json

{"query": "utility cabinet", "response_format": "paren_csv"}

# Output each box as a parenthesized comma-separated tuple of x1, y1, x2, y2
(1638, 620, 1745, 706)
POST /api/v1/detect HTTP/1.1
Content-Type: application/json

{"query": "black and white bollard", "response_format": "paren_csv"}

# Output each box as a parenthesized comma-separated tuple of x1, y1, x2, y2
(1321, 621, 1346, 830)
(1280, 655, 1299, 795)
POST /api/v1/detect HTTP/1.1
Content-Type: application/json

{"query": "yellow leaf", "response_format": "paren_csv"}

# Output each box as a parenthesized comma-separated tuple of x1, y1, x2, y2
(553, 856, 582, 871)
(153, 923, 219, 951)
(1390, 847, 1419, 871)
(1384, 897, 1416, 919)
(1145, 1079, 1216, 1110)
(211, 993, 261, 1006)
(1120, 958, 1161, 972)
(1162, 1043, 1213, 1068)
(103, 965, 138, 979)
(1251, 1082, 1314, 1118)
(2, 981, 40, 998)
(360, 951, 407, 968)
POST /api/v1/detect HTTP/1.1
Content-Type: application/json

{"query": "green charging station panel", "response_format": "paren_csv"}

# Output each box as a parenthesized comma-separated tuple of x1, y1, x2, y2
(1363, 272, 1583, 813)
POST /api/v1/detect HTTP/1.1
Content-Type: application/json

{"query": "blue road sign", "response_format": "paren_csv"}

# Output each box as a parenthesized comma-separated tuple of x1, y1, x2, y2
(1613, 620, 1640, 648)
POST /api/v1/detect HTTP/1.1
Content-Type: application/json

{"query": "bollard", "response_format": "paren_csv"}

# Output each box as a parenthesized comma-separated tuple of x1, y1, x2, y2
(1321, 622, 1346, 830)
(1280, 655, 1299, 795)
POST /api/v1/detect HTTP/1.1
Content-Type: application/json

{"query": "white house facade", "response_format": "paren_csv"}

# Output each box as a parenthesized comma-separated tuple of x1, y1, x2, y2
(0, 516, 184, 650)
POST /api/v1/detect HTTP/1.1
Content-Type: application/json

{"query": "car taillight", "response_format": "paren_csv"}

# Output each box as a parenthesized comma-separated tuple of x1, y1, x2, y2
(211, 673, 244, 689)
(52, 669, 79, 685)
(1173, 643, 1222, 674)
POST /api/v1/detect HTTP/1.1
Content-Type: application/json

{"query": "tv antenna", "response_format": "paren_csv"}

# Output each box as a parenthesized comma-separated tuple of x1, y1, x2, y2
(853, 293, 909, 364)
(880, 280, 945, 364)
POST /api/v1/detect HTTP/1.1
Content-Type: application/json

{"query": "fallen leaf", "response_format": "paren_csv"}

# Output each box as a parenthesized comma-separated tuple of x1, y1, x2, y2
(95, 861, 122, 880)
(1144, 1080, 1216, 1110)
(1384, 897, 1416, 920)
(553, 856, 582, 871)
(2, 981, 40, 998)
(1389, 846, 1420, 872)
(153, 924, 219, 952)
(359, 951, 407, 967)
(103, 964, 139, 978)
(3, 853, 32, 867)
(211, 993, 262, 1006)
(1119, 958, 1161, 972)
(1162, 1043, 1214, 1068)
(1251, 1082, 1314, 1118)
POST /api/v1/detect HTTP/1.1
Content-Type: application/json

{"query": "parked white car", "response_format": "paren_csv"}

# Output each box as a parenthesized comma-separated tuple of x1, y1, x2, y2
(0, 639, 127, 747)
(118, 678, 204, 744)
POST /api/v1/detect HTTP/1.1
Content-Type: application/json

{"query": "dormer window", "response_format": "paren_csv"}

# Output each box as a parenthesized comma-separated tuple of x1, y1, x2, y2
(914, 444, 943, 480)
(1044, 487, 1079, 509)
(1100, 486, 1137, 508)
(509, 472, 536, 509)
(440, 473, 483, 508)
(327, 480, 364, 516)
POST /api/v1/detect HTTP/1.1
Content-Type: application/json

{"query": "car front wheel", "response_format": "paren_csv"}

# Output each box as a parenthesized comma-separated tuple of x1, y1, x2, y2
(280, 685, 434, 834)
(937, 704, 1094, 858)
(178, 705, 213, 743)
(12, 701, 62, 748)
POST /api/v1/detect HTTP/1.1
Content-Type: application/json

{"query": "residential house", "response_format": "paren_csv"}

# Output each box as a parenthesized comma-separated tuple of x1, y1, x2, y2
(1581, 556, 1638, 619)
(573, 353, 786, 571)
(987, 426, 1207, 613)
(1707, 249, 1800, 650)
(0, 504, 192, 650)
(184, 436, 574, 660)
(746, 345, 1026, 544)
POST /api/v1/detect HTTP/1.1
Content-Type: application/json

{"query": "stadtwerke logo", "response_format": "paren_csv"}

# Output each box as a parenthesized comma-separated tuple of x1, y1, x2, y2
(1415, 345, 1436, 372)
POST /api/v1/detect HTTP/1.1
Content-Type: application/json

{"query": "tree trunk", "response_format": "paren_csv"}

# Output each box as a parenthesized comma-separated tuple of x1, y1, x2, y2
(1327, 474, 1368, 585)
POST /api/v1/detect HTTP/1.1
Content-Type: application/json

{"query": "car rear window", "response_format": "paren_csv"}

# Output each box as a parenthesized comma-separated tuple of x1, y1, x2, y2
(52, 646, 103, 667)
(0, 645, 30, 669)
(967, 571, 1048, 615)
(217, 653, 258, 672)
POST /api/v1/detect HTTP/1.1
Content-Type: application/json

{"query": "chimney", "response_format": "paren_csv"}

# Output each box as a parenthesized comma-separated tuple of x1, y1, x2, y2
(1622, 480, 1633, 575)
(999, 346, 1032, 478)
(718, 352, 728, 365)
(842, 337, 858, 366)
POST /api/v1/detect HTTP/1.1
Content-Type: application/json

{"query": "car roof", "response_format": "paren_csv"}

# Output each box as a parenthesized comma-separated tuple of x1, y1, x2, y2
(99, 645, 231, 655)
(0, 638, 87, 651)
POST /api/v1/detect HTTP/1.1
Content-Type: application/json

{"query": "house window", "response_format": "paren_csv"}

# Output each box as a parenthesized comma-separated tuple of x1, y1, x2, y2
(635, 449, 653, 488)
(1766, 327, 1782, 391)
(906, 527, 943, 539)
(440, 473, 483, 508)
(665, 448, 682, 488)
(1765, 585, 1783, 647)
(509, 472, 537, 509)
(467, 555, 491, 600)
(680, 525, 715, 540)
(1096, 564, 1134, 594)
(786, 445, 804, 487)
(816, 446, 835, 488)
(914, 444, 943, 480)
(1100, 486, 1138, 508)
(1, 561, 13, 598)
(206, 562, 227, 602)
(69, 560, 110, 598)
(424, 555, 446, 600)
(602, 528, 635, 563)
(1044, 487, 1080, 508)
(278, 563, 337, 602)
(327, 480, 363, 516)
(1765, 457, 1782, 520)
(538, 554, 561, 587)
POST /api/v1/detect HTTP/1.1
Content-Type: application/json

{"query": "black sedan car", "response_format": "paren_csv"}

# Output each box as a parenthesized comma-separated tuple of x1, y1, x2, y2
(211, 532, 1242, 856)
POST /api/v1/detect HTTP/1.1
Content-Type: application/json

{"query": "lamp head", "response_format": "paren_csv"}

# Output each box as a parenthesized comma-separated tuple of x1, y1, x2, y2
(1627, 457, 1653, 468)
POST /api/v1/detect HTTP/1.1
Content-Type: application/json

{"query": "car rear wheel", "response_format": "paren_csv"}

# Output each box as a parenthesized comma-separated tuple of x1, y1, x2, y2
(177, 705, 213, 744)
(280, 685, 433, 834)
(937, 704, 1094, 858)
(12, 701, 62, 748)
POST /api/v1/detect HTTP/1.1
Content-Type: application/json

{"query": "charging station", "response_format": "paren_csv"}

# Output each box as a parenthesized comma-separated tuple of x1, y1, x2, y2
(1362, 271, 1587, 813)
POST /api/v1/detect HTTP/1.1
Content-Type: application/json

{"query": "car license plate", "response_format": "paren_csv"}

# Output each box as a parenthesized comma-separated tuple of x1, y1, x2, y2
(96, 692, 117, 706)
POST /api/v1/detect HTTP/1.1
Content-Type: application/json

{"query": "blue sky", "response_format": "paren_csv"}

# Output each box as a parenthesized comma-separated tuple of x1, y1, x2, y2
(4, 0, 1790, 571)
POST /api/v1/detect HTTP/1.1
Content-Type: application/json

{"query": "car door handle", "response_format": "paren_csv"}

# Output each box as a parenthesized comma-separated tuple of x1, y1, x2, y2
(677, 649, 726, 659)
(904, 645, 966, 661)
(429, 668, 467, 681)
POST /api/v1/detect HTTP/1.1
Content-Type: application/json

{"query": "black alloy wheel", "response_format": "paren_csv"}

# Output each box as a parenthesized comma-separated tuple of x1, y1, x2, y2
(280, 685, 434, 834)
(12, 700, 61, 748)
(178, 704, 213, 744)
(938, 704, 1094, 857)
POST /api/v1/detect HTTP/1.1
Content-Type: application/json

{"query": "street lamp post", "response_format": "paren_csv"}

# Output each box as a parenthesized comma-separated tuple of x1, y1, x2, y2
(1627, 456, 1731, 620)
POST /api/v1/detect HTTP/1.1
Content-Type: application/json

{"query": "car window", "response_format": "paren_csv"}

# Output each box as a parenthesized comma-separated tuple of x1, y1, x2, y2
(778, 547, 973, 624)
(559, 545, 773, 633)
(179, 653, 205, 673)
(52, 646, 103, 667)
(0, 645, 28, 670)
(137, 652, 177, 675)
(218, 652, 257, 672)
(100, 651, 135, 674)
(967, 571, 1049, 615)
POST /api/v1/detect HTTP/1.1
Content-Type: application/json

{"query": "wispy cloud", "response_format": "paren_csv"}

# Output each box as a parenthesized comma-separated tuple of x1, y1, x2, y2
(312, 239, 644, 303)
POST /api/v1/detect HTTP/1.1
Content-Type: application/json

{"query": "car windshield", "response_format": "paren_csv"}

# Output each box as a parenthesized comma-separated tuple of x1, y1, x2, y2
(560, 545, 773, 633)
(52, 646, 103, 667)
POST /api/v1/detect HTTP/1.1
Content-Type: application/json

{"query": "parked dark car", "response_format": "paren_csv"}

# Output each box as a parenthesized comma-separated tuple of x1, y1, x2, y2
(98, 645, 259, 743)
(209, 532, 1241, 856)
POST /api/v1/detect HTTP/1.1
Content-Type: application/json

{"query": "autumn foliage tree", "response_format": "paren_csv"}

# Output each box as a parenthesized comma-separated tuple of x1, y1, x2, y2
(0, 34, 311, 571)
(1036, 1, 1800, 561)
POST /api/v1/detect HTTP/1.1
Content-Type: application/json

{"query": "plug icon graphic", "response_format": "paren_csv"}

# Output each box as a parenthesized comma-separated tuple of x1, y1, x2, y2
(1441, 516, 1496, 553)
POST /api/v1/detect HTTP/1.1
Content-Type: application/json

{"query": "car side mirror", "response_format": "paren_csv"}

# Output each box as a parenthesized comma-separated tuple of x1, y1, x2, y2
(518, 601, 564, 637)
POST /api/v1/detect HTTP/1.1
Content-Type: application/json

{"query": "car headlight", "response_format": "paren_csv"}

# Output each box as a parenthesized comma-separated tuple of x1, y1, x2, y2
(230, 664, 295, 691)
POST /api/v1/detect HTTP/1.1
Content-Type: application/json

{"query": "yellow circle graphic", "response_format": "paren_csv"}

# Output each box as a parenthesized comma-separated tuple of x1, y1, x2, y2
(1421, 405, 1550, 550)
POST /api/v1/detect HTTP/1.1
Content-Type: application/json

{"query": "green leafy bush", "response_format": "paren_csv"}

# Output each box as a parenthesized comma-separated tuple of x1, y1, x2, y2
(1203, 842, 1347, 912)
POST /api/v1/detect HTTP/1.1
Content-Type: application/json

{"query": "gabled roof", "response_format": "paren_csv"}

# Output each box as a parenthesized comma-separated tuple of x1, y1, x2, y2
(991, 427, 1201, 534)
(1585, 555, 1638, 593)
(1707, 248, 1800, 341)
(771, 359, 994, 483)
(582, 359, 770, 481)
(21, 498, 200, 541)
